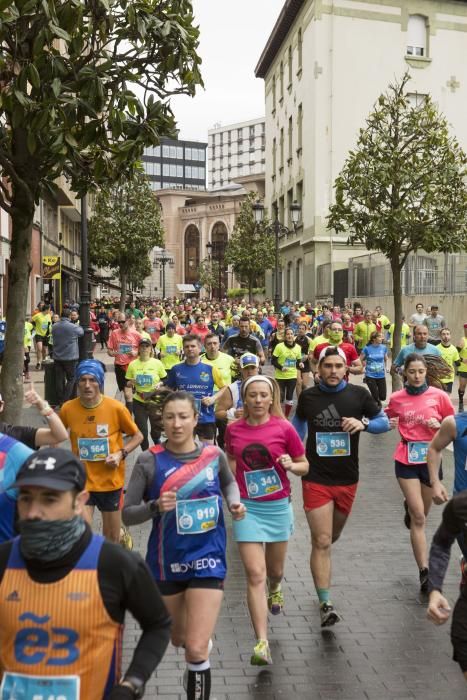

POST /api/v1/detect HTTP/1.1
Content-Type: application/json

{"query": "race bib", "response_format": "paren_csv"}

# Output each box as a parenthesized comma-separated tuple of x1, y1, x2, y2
(284, 357, 296, 369)
(118, 343, 132, 354)
(368, 361, 384, 374)
(166, 345, 178, 354)
(408, 441, 429, 464)
(136, 373, 153, 387)
(316, 432, 350, 457)
(41, 322, 49, 332)
(176, 495, 219, 535)
(244, 467, 282, 498)
(77, 437, 109, 461)
(146, 326, 157, 334)
(0, 672, 79, 700)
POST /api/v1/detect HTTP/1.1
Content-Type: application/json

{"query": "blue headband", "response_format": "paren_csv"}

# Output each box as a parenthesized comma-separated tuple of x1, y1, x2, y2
(75, 360, 105, 389)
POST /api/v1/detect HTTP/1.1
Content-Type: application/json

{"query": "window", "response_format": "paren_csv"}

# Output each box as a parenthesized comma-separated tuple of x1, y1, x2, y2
(170, 164, 176, 177)
(280, 61, 284, 99)
(297, 103, 303, 152)
(287, 188, 293, 227)
(296, 180, 303, 210)
(297, 28, 302, 72)
(177, 165, 183, 177)
(163, 163, 170, 176)
(407, 15, 427, 56)
(154, 146, 161, 157)
(169, 146, 176, 158)
(272, 75, 276, 112)
(288, 116, 293, 162)
(185, 166, 191, 178)
(407, 92, 428, 108)
(199, 149, 206, 162)
(162, 145, 170, 158)
(288, 46, 293, 86)
(177, 146, 183, 159)
(186, 147, 192, 160)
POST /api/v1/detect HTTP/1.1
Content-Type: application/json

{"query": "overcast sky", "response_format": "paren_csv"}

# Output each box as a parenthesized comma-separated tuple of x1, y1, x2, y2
(170, 0, 285, 142)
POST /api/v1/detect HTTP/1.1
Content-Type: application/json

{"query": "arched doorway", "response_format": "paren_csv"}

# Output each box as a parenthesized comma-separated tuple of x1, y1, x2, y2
(210, 221, 228, 298)
(184, 225, 200, 284)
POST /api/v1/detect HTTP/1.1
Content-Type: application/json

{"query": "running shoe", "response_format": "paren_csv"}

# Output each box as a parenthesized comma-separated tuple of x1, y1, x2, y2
(403, 500, 411, 530)
(119, 525, 133, 550)
(320, 603, 340, 627)
(419, 567, 429, 593)
(267, 584, 284, 615)
(250, 639, 272, 666)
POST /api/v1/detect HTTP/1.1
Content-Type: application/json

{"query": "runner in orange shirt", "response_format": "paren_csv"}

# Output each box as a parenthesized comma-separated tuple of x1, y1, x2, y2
(60, 360, 142, 543)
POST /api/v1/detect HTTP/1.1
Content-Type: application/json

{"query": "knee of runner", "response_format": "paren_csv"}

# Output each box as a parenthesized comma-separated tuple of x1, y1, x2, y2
(312, 532, 332, 550)
(185, 639, 211, 662)
(246, 565, 267, 587)
(171, 633, 185, 648)
(410, 510, 426, 527)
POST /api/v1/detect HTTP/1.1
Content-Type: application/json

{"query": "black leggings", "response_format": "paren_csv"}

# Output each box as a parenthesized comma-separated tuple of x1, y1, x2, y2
(277, 377, 297, 403)
(365, 376, 387, 404)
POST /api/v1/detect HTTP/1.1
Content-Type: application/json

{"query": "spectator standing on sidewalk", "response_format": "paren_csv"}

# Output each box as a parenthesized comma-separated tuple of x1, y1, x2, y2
(51, 309, 84, 406)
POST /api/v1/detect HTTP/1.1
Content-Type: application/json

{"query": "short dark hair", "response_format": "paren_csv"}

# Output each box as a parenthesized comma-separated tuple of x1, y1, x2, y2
(182, 333, 201, 345)
(204, 332, 218, 342)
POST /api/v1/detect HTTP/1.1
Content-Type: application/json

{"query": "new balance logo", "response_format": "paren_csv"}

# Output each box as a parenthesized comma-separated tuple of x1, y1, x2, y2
(313, 404, 342, 429)
(6, 590, 20, 602)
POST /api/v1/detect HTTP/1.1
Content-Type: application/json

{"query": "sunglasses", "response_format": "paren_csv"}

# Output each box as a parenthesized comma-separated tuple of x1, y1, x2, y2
(118, 321, 126, 325)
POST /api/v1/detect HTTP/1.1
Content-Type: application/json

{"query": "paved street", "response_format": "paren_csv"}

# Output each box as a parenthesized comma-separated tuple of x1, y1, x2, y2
(24, 353, 466, 699)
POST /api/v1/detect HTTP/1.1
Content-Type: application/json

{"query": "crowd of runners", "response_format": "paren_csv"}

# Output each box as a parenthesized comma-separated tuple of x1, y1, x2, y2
(0, 296, 466, 698)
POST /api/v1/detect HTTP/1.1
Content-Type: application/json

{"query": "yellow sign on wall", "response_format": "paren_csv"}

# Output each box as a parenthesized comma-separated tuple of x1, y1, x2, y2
(42, 256, 61, 280)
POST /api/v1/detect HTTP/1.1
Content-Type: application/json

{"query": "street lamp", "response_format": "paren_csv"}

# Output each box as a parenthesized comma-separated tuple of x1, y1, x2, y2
(252, 200, 301, 313)
(206, 241, 225, 300)
(152, 248, 174, 299)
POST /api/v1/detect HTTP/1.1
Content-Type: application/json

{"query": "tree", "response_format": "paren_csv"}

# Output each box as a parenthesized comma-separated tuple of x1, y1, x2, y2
(198, 257, 221, 299)
(89, 174, 163, 310)
(225, 193, 275, 302)
(0, 0, 201, 421)
(327, 73, 467, 384)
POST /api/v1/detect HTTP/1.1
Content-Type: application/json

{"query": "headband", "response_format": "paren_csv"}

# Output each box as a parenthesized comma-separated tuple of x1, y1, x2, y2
(75, 359, 105, 389)
(318, 346, 347, 364)
(241, 375, 274, 398)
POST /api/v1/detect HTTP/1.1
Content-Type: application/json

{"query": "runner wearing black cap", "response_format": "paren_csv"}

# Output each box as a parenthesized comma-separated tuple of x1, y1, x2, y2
(0, 447, 170, 699)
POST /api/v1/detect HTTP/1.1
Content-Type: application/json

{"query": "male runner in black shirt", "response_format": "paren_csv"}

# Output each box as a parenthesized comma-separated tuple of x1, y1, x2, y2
(0, 447, 170, 699)
(293, 346, 389, 626)
(427, 492, 467, 681)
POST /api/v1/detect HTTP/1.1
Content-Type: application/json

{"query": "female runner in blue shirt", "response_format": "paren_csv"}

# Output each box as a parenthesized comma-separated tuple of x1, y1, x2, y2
(123, 391, 245, 700)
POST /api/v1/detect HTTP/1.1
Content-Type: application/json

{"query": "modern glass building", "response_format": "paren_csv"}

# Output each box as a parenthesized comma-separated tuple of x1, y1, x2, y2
(142, 137, 207, 191)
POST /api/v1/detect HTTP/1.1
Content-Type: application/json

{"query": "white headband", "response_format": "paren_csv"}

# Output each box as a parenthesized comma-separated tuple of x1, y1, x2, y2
(318, 346, 347, 364)
(241, 375, 274, 398)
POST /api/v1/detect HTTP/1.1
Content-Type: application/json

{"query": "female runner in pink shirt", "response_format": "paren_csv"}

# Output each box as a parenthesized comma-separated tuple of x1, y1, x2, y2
(224, 376, 308, 666)
(385, 353, 454, 592)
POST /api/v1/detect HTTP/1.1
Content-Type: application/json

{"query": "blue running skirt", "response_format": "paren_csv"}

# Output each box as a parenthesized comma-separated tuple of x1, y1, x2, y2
(232, 496, 294, 543)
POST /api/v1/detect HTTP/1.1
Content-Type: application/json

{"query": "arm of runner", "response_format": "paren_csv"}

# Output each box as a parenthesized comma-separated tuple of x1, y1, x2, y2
(215, 386, 234, 421)
(348, 358, 363, 375)
(427, 417, 456, 504)
(218, 450, 245, 519)
(24, 382, 68, 446)
(428, 499, 461, 598)
(277, 453, 308, 476)
(122, 453, 157, 525)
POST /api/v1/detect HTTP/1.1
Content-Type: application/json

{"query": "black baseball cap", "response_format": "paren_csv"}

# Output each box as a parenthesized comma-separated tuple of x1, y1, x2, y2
(12, 448, 86, 491)
(138, 337, 152, 346)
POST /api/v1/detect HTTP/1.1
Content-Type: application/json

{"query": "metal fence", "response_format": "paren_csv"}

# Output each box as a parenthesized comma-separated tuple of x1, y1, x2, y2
(348, 251, 467, 297)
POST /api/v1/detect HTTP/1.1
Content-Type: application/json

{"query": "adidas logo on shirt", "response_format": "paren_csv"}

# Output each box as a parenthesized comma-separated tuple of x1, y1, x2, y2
(313, 404, 342, 429)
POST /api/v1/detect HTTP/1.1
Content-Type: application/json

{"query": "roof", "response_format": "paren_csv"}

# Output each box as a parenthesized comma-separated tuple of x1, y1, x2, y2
(255, 0, 305, 78)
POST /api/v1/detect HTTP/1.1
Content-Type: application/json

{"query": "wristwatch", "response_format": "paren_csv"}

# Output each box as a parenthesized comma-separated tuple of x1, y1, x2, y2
(361, 417, 370, 431)
(120, 675, 145, 698)
(121, 448, 129, 460)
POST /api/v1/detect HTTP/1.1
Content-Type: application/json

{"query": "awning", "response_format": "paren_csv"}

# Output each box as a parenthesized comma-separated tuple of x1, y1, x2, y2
(177, 284, 197, 293)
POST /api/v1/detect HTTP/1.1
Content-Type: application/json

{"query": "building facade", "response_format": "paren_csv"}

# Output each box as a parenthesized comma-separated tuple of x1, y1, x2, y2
(208, 118, 265, 190)
(256, 0, 467, 302)
(143, 184, 260, 299)
(142, 137, 207, 192)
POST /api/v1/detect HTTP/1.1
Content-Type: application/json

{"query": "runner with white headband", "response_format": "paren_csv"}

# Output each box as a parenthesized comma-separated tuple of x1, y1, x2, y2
(224, 375, 308, 666)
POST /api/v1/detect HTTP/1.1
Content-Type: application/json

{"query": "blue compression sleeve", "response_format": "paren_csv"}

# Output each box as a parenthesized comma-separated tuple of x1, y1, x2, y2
(366, 410, 390, 434)
(292, 414, 307, 440)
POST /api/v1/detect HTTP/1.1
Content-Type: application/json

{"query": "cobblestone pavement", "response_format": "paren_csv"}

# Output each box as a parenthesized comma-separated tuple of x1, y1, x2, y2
(24, 351, 466, 699)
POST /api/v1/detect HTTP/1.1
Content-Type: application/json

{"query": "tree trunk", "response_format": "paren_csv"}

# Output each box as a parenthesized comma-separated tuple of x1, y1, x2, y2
(119, 268, 127, 312)
(391, 259, 403, 392)
(1, 200, 34, 423)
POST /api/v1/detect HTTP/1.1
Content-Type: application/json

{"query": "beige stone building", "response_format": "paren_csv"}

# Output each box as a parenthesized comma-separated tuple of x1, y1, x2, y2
(143, 183, 253, 299)
(256, 0, 467, 303)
